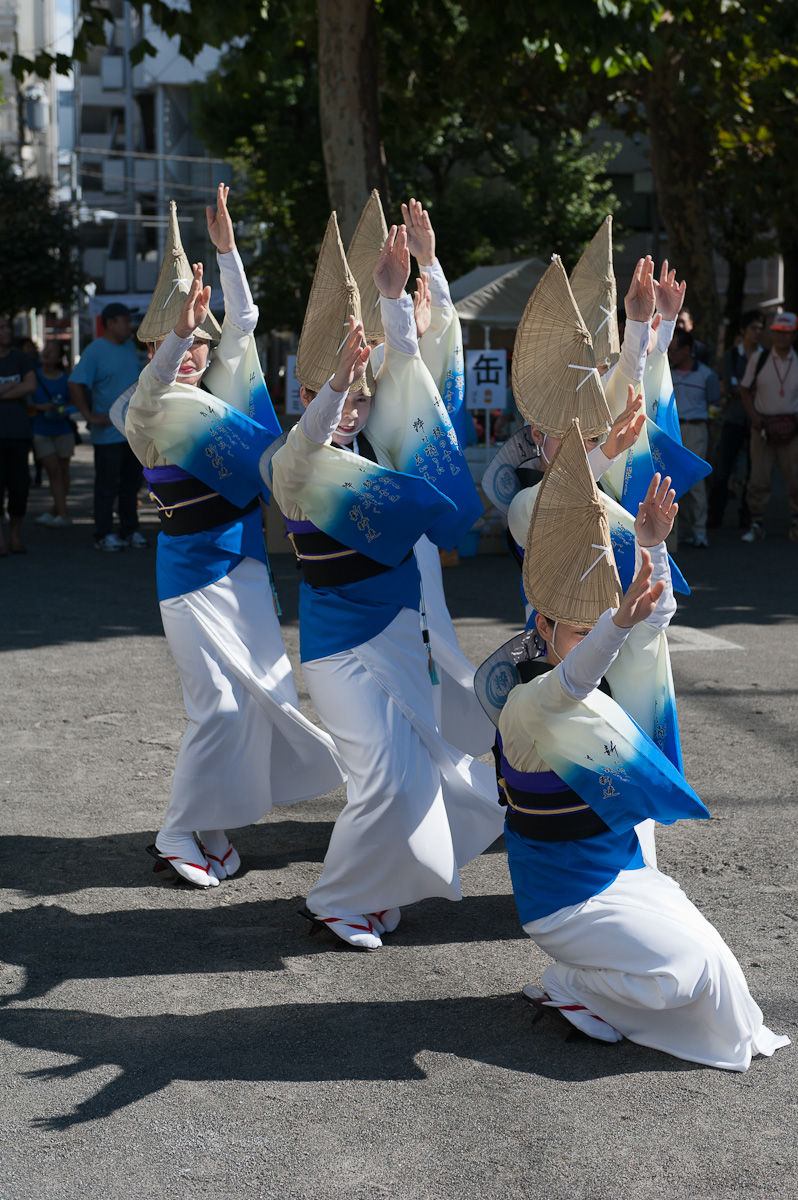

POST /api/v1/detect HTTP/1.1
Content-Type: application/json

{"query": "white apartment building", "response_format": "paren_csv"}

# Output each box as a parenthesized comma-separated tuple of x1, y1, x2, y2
(2, 0, 230, 336)
(73, 0, 229, 320)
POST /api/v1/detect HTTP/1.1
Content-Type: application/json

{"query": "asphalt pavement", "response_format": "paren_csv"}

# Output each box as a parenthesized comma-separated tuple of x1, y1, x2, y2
(1, 445, 796, 1200)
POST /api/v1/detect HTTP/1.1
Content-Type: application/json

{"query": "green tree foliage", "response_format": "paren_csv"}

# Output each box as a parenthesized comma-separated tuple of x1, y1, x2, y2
(13, 1, 796, 348)
(192, 0, 621, 325)
(0, 154, 86, 319)
(542, 0, 798, 352)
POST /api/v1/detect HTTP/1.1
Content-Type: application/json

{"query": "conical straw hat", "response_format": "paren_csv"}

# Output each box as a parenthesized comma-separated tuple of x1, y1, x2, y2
(569, 216, 620, 368)
(295, 212, 369, 395)
(511, 255, 611, 439)
(523, 419, 621, 625)
(137, 201, 222, 344)
(347, 190, 388, 342)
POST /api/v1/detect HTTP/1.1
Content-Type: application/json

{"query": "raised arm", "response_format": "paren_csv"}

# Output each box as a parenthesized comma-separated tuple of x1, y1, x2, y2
(299, 317, 370, 444)
(616, 256, 656, 384)
(559, 549, 665, 701)
(653, 259, 686, 354)
(633, 472, 678, 630)
(374, 225, 417, 355)
(147, 263, 211, 386)
(206, 183, 258, 334)
(401, 198, 453, 309)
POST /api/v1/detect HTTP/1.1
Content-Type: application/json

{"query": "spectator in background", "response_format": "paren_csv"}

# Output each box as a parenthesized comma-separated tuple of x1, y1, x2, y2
(708, 310, 764, 530)
(739, 311, 798, 543)
(68, 303, 147, 552)
(676, 308, 709, 364)
(32, 340, 76, 529)
(0, 315, 36, 555)
(19, 337, 40, 364)
(668, 326, 720, 547)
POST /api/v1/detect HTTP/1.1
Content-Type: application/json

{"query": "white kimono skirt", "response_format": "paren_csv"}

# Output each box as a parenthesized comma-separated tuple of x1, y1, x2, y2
(303, 606, 506, 918)
(159, 556, 344, 834)
(525, 866, 789, 1072)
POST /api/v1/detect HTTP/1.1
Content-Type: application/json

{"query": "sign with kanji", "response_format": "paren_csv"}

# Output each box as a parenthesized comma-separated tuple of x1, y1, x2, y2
(465, 350, 507, 412)
(285, 354, 303, 415)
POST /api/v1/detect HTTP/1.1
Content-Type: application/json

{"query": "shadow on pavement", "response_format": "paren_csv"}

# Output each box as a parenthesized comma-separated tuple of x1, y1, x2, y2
(1, 993, 704, 1130)
(0, 884, 520, 1007)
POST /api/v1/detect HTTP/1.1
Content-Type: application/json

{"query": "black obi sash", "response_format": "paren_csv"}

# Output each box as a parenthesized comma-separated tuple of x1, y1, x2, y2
(148, 476, 259, 536)
(494, 660, 612, 843)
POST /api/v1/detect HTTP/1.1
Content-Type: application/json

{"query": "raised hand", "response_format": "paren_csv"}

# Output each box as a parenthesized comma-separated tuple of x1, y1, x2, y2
(206, 182, 235, 254)
(331, 316, 370, 394)
(634, 472, 678, 547)
(653, 259, 687, 322)
(647, 313, 662, 355)
(175, 263, 211, 338)
(413, 271, 432, 338)
(604, 385, 645, 458)
(613, 548, 665, 628)
(400, 198, 435, 266)
(373, 225, 411, 299)
(624, 255, 656, 324)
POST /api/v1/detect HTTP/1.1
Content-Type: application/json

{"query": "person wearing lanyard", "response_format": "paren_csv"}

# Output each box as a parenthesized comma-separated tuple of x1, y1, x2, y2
(739, 311, 798, 543)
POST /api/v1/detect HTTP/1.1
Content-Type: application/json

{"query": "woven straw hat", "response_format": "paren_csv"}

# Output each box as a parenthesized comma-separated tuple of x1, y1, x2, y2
(296, 212, 369, 395)
(523, 419, 621, 625)
(569, 216, 620, 369)
(137, 201, 222, 344)
(511, 255, 611, 439)
(347, 190, 388, 342)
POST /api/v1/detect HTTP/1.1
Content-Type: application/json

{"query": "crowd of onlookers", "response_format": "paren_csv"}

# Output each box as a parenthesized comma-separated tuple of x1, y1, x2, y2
(2, 301, 797, 558)
(0, 302, 148, 557)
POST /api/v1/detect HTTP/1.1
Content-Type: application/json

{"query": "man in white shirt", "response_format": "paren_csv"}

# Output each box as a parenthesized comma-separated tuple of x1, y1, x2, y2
(739, 311, 798, 543)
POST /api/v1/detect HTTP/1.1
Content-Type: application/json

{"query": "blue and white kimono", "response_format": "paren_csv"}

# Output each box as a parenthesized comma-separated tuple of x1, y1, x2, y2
(267, 291, 504, 923)
(492, 549, 788, 1071)
(125, 248, 344, 839)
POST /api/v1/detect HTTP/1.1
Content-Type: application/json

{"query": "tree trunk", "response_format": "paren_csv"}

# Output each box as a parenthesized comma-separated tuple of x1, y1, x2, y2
(723, 257, 747, 348)
(317, 0, 389, 245)
(644, 56, 720, 366)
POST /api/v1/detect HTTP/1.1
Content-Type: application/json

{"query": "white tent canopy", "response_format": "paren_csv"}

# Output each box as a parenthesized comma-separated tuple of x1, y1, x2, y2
(451, 257, 549, 328)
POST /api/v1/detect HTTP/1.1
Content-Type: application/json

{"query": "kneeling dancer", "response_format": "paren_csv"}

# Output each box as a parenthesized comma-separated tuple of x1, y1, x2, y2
(484, 422, 789, 1070)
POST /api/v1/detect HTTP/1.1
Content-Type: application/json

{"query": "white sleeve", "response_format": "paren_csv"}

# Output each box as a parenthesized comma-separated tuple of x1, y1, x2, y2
(380, 293, 418, 356)
(557, 609, 631, 701)
(588, 444, 620, 480)
(149, 329, 194, 386)
(298, 378, 348, 445)
(217, 248, 258, 335)
(657, 317, 676, 354)
(617, 318, 650, 384)
(634, 539, 676, 630)
(424, 259, 453, 309)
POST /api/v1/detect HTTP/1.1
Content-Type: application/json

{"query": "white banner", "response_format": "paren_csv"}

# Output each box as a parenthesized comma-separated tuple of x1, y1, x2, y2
(465, 349, 507, 412)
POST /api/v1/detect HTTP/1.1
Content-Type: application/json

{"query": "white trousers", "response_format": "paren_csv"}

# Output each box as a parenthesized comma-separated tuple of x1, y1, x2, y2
(159, 557, 344, 834)
(303, 607, 505, 918)
(524, 866, 789, 1071)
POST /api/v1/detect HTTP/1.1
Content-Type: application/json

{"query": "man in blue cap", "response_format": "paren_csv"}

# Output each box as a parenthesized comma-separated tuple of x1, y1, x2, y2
(69, 302, 147, 551)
